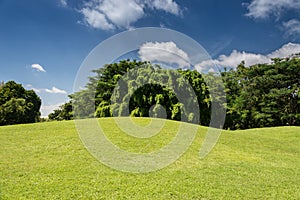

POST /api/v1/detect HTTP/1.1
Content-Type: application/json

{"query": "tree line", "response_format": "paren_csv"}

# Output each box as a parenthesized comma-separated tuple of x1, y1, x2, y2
(50, 57, 299, 129)
(223, 57, 300, 129)
(2, 56, 298, 129)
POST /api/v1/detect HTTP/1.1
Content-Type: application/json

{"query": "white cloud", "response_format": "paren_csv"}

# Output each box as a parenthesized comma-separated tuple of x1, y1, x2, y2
(196, 43, 300, 71)
(268, 42, 300, 58)
(81, 0, 143, 30)
(81, 8, 115, 30)
(60, 0, 67, 7)
(283, 19, 300, 36)
(139, 41, 190, 68)
(31, 64, 46, 72)
(80, 0, 181, 30)
(99, 0, 144, 29)
(245, 0, 300, 19)
(45, 87, 67, 94)
(26, 84, 41, 93)
(26, 84, 68, 94)
(145, 0, 180, 15)
(41, 103, 65, 118)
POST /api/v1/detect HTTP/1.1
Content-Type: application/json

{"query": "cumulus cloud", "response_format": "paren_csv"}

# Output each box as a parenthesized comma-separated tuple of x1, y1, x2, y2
(245, 0, 300, 19)
(99, 0, 144, 29)
(196, 43, 300, 71)
(283, 19, 300, 36)
(31, 64, 46, 72)
(268, 43, 300, 58)
(81, 8, 115, 30)
(196, 50, 270, 71)
(80, 0, 181, 30)
(45, 87, 67, 94)
(145, 0, 180, 15)
(139, 41, 190, 68)
(81, 0, 143, 30)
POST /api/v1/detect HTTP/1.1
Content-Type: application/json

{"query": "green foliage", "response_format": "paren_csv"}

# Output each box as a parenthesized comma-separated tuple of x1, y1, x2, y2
(0, 81, 41, 126)
(95, 101, 111, 117)
(223, 57, 300, 129)
(48, 101, 73, 121)
(48, 109, 62, 121)
(67, 57, 300, 129)
(70, 60, 210, 125)
(70, 60, 146, 119)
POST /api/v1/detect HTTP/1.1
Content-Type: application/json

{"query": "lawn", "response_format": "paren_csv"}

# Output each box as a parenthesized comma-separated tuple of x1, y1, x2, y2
(0, 118, 299, 199)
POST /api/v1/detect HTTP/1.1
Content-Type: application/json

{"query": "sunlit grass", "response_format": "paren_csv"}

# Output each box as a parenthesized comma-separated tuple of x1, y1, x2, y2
(0, 118, 299, 199)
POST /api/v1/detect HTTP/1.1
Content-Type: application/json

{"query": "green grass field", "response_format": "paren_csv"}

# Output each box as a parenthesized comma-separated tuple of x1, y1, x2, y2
(0, 118, 299, 199)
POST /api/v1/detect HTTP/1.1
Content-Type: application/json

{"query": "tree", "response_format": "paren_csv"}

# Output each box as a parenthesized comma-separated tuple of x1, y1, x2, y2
(71, 60, 148, 118)
(223, 57, 300, 129)
(67, 57, 300, 129)
(48, 109, 62, 121)
(0, 81, 41, 126)
(48, 101, 73, 120)
(70, 60, 211, 125)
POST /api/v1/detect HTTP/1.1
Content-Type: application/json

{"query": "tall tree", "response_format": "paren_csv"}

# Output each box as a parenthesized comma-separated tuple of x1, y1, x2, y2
(223, 57, 300, 129)
(0, 81, 41, 125)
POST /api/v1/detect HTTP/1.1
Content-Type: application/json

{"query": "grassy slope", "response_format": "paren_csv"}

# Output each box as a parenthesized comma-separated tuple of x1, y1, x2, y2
(0, 118, 299, 199)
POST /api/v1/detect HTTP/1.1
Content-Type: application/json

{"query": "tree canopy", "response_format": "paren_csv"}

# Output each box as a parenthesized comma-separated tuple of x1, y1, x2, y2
(223, 57, 300, 129)
(48, 101, 73, 121)
(69, 60, 212, 125)
(50, 57, 300, 130)
(0, 81, 41, 126)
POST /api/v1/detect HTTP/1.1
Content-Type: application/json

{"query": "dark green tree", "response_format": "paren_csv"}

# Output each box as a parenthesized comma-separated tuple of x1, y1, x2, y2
(223, 57, 300, 129)
(48, 101, 73, 120)
(71, 61, 210, 125)
(67, 57, 300, 130)
(0, 81, 41, 125)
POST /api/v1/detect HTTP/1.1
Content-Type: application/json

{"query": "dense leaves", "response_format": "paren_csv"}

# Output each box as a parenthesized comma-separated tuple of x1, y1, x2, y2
(53, 57, 300, 129)
(0, 81, 41, 125)
(48, 102, 73, 121)
(70, 60, 142, 119)
(69, 60, 212, 125)
(223, 57, 300, 129)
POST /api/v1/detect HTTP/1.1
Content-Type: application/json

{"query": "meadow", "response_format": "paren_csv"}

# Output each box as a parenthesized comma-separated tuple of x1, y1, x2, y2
(0, 118, 299, 199)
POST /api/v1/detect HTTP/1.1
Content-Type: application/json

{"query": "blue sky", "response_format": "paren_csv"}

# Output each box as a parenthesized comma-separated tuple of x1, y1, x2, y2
(1, 0, 300, 116)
